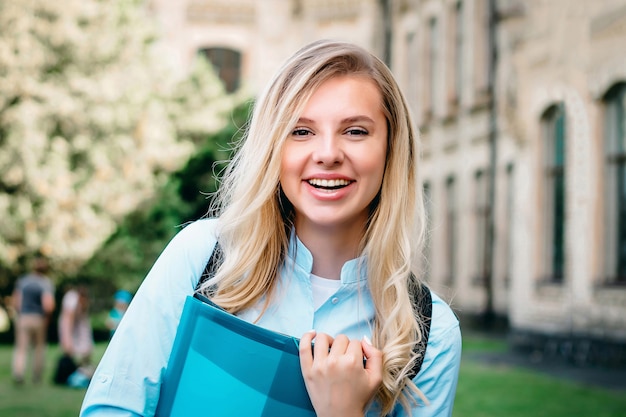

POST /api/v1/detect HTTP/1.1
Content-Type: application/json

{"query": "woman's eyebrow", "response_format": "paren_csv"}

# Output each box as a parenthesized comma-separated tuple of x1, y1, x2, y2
(341, 115, 375, 124)
(296, 116, 376, 124)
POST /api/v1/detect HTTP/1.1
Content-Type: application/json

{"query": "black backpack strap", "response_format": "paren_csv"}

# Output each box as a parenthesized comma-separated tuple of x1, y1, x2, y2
(196, 242, 432, 379)
(408, 281, 432, 379)
(195, 242, 223, 292)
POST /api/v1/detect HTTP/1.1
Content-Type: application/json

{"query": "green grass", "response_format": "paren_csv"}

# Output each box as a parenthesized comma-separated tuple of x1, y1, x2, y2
(454, 333, 626, 417)
(454, 361, 626, 417)
(0, 334, 624, 417)
(0, 342, 106, 417)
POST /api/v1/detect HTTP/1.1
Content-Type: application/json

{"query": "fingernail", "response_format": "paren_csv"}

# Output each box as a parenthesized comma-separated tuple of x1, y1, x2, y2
(363, 335, 372, 345)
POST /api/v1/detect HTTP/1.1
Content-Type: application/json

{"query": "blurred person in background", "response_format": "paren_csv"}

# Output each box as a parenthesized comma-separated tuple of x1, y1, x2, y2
(11, 255, 56, 385)
(58, 284, 95, 388)
(105, 290, 132, 338)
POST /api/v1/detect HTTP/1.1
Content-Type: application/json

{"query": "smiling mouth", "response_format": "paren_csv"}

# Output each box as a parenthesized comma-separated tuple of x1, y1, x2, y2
(307, 178, 353, 190)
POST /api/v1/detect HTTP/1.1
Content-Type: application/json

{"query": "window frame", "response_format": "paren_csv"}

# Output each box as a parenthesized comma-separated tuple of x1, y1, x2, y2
(602, 82, 626, 285)
(540, 103, 567, 283)
(199, 47, 242, 93)
(444, 176, 457, 285)
(472, 169, 490, 286)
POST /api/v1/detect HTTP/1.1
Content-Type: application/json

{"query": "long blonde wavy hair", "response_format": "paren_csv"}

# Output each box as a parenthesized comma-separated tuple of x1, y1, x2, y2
(200, 39, 426, 416)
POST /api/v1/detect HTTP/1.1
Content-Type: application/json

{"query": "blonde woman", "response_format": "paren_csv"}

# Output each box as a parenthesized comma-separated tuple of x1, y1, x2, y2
(81, 40, 461, 417)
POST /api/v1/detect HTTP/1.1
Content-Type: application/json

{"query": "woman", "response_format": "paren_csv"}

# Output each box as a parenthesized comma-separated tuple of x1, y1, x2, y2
(81, 40, 461, 416)
(59, 285, 94, 366)
(58, 284, 95, 387)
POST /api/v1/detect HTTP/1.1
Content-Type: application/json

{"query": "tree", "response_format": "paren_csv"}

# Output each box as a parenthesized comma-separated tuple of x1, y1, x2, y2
(0, 0, 231, 288)
(78, 102, 252, 295)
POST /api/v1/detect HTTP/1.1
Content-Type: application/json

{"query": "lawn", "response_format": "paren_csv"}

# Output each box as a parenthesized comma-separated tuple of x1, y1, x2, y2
(454, 334, 626, 417)
(0, 342, 107, 417)
(0, 334, 624, 416)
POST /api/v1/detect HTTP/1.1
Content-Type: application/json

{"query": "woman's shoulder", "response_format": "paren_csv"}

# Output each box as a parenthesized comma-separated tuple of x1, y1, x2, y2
(176, 218, 220, 238)
(150, 218, 221, 288)
(409, 290, 461, 417)
(167, 218, 220, 251)
(428, 290, 461, 344)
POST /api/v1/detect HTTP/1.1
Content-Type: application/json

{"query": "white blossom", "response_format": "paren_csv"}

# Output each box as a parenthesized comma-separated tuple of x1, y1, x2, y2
(0, 0, 232, 272)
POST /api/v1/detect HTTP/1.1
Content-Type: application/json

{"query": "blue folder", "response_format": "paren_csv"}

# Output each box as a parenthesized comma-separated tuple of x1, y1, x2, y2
(156, 294, 315, 416)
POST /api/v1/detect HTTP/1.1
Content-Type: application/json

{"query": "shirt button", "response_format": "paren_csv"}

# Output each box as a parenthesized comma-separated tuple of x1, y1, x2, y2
(331, 297, 339, 305)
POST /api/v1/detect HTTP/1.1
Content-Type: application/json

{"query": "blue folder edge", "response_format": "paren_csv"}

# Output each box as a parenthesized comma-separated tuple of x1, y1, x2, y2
(156, 294, 315, 416)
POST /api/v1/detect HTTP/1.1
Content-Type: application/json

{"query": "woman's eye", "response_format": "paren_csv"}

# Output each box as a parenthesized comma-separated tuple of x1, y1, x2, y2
(292, 128, 311, 137)
(346, 128, 368, 136)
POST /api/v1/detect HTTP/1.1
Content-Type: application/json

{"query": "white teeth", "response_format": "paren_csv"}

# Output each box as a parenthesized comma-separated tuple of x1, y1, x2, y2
(308, 178, 350, 188)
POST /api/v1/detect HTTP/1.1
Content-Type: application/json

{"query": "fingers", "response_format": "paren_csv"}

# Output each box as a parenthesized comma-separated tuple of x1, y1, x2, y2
(301, 331, 381, 375)
(301, 331, 369, 372)
(328, 334, 349, 356)
(299, 330, 316, 371)
(361, 337, 383, 382)
(313, 332, 333, 360)
(299, 332, 383, 416)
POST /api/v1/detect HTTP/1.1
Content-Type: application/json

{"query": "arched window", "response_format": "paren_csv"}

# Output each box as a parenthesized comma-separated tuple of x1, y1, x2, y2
(541, 103, 566, 282)
(603, 82, 626, 284)
(199, 47, 241, 93)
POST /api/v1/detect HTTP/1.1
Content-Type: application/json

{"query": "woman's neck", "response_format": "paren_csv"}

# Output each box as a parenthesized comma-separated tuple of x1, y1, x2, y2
(295, 221, 365, 280)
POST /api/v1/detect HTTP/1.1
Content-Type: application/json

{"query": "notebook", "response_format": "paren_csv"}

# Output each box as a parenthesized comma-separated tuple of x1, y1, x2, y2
(155, 293, 315, 416)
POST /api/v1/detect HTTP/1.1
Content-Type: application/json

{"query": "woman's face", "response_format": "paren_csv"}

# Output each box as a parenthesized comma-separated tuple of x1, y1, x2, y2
(280, 75, 388, 235)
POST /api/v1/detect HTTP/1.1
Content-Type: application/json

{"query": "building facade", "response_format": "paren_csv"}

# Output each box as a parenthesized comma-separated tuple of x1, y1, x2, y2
(393, 0, 626, 364)
(147, 0, 386, 94)
(148, 0, 626, 360)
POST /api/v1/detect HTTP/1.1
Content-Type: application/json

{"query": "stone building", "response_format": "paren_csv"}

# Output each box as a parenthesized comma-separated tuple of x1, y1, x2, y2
(147, 0, 626, 362)
(393, 0, 626, 364)
(147, 0, 386, 94)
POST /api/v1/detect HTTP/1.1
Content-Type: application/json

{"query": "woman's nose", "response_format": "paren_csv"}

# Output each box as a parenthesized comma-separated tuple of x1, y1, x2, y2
(312, 133, 344, 166)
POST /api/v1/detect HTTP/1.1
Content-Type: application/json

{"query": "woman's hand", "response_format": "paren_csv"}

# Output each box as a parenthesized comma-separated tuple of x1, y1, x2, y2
(299, 330, 383, 417)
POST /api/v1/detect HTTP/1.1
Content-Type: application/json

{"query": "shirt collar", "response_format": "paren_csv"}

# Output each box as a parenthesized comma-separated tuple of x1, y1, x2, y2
(288, 230, 368, 285)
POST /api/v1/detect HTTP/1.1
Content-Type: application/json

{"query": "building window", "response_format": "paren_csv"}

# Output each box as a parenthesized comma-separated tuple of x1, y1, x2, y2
(473, 169, 489, 286)
(541, 104, 566, 283)
(423, 181, 433, 281)
(603, 82, 626, 284)
(452, 1, 464, 105)
(406, 31, 419, 111)
(425, 17, 439, 119)
(473, 0, 490, 103)
(503, 163, 514, 287)
(199, 47, 242, 93)
(444, 176, 457, 285)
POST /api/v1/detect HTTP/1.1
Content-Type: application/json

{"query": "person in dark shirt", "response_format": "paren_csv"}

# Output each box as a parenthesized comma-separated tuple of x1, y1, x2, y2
(11, 256, 55, 385)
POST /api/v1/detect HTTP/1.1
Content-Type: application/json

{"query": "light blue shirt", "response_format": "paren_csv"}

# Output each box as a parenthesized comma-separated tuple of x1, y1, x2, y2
(81, 218, 461, 416)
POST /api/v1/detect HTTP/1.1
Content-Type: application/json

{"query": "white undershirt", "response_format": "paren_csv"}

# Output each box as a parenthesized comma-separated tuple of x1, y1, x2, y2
(310, 273, 342, 311)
